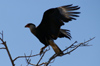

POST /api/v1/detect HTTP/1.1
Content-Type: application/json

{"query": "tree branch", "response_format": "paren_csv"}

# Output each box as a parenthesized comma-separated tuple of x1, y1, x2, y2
(45, 37, 95, 66)
(13, 53, 39, 62)
(36, 47, 50, 66)
(0, 31, 15, 66)
(0, 47, 6, 49)
(0, 31, 95, 66)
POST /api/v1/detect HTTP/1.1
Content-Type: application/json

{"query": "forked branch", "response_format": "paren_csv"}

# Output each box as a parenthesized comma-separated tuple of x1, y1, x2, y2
(0, 31, 95, 66)
(45, 37, 95, 66)
(0, 31, 15, 66)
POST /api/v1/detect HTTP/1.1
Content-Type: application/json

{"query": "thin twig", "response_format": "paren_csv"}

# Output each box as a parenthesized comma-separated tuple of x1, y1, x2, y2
(0, 31, 3, 40)
(24, 53, 30, 66)
(24, 47, 50, 66)
(64, 43, 83, 55)
(0, 47, 6, 49)
(14, 53, 40, 62)
(2, 31, 3, 40)
(36, 53, 45, 66)
(36, 49, 48, 66)
(63, 41, 77, 52)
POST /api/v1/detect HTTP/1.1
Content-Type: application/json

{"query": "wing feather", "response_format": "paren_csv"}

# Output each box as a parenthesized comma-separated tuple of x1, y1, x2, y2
(37, 4, 80, 39)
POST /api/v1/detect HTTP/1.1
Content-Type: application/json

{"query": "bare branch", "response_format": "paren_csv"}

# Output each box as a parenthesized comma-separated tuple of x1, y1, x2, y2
(63, 41, 77, 52)
(0, 47, 6, 49)
(36, 47, 50, 66)
(0, 31, 15, 66)
(14, 37, 95, 66)
(25, 53, 32, 66)
(45, 37, 95, 66)
(14, 53, 39, 62)
(0, 31, 95, 66)
(0, 31, 3, 40)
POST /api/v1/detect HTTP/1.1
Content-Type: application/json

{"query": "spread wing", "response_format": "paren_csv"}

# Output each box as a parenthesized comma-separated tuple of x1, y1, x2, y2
(37, 4, 80, 39)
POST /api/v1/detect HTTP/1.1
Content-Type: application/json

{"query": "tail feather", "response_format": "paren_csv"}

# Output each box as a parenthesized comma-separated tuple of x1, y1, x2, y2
(49, 40, 63, 55)
(59, 29, 72, 40)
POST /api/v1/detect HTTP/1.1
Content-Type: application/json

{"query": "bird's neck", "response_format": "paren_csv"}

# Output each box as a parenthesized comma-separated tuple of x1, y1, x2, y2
(30, 28, 36, 35)
(29, 26, 36, 35)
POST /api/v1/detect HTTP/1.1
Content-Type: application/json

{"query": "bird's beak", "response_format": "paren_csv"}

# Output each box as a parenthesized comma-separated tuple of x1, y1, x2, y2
(25, 25, 28, 28)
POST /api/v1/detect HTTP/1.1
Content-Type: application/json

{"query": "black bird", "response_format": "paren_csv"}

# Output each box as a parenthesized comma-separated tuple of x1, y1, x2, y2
(25, 4, 80, 55)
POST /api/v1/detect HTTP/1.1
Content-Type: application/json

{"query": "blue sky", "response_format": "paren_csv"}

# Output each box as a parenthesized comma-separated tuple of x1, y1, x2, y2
(0, 0, 100, 66)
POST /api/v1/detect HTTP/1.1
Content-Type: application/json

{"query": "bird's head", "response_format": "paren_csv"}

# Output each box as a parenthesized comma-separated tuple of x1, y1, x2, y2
(25, 23, 36, 30)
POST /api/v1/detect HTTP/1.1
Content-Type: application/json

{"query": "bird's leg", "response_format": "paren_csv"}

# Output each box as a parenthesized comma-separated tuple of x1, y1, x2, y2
(40, 38, 48, 55)
(49, 39, 64, 56)
(40, 46, 47, 55)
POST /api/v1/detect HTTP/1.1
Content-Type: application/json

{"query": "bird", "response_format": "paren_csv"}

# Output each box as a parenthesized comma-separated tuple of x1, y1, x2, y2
(25, 4, 80, 56)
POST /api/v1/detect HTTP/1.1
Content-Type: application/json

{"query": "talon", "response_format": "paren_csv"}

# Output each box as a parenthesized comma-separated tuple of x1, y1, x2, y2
(40, 49, 43, 56)
(40, 47, 43, 55)
(39, 46, 47, 56)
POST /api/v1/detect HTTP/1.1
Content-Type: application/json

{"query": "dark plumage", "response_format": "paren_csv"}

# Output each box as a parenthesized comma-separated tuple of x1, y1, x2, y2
(25, 4, 80, 55)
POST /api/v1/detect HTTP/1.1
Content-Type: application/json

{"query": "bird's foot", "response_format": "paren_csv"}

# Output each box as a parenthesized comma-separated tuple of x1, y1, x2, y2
(40, 48, 43, 56)
(39, 46, 47, 56)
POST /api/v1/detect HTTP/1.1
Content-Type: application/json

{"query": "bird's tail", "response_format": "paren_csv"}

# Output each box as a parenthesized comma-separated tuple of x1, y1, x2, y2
(49, 40, 63, 56)
(59, 29, 72, 40)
